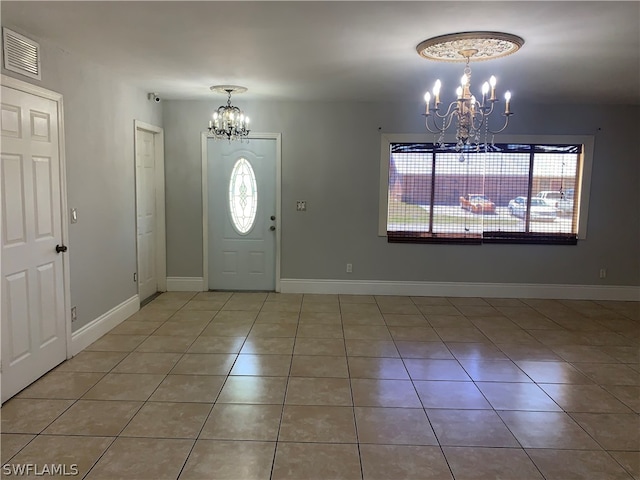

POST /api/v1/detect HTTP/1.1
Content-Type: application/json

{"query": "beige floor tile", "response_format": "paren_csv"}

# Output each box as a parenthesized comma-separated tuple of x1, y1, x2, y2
(187, 335, 245, 354)
(348, 357, 409, 379)
(201, 321, 253, 337)
(404, 359, 470, 381)
(167, 310, 217, 323)
(375, 295, 416, 304)
(339, 294, 376, 304)
(388, 326, 439, 342)
(378, 303, 421, 315)
(540, 384, 634, 413)
(449, 297, 489, 306)
(1, 399, 74, 433)
(17, 371, 105, 399)
(230, 354, 292, 376)
(444, 446, 544, 480)
(211, 310, 259, 323)
(230, 292, 269, 302)
(121, 401, 211, 438)
(419, 305, 463, 316)
(54, 351, 128, 373)
(43, 400, 142, 436)
(609, 451, 640, 479)
(345, 339, 400, 357)
(85, 437, 193, 480)
(294, 337, 346, 356)
(551, 345, 619, 363)
(0, 434, 35, 463)
(152, 320, 209, 337)
(425, 315, 475, 328)
(300, 302, 341, 313)
(260, 302, 301, 313)
(296, 323, 343, 339)
(570, 413, 640, 451)
(383, 314, 428, 326)
(414, 380, 492, 409)
(457, 359, 531, 382)
(249, 323, 298, 338)
(135, 335, 196, 353)
(125, 308, 175, 322)
(477, 382, 562, 411)
(486, 298, 526, 307)
(340, 303, 380, 314)
(240, 337, 295, 355)
(483, 328, 542, 345)
(411, 296, 452, 306)
(355, 407, 437, 445)
(266, 292, 303, 303)
(497, 343, 563, 362)
(279, 405, 356, 442)
(85, 334, 148, 352)
(272, 442, 360, 480)
(82, 373, 165, 401)
(351, 379, 422, 407)
(217, 376, 288, 404)
(111, 352, 182, 374)
(170, 353, 236, 375)
(149, 374, 225, 403)
(220, 300, 264, 311)
(302, 294, 339, 303)
(516, 360, 594, 384)
(110, 320, 163, 335)
(255, 311, 299, 324)
(573, 363, 640, 385)
(180, 440, 275, 480)
(434, 327, 489, 343)
(285, 377, 352, 406)
(603, 385, 640, 413)
(527, 329, 590, 346)
(343, 325, 392, 340)
(299, 311, 342, 324)
(497, 411, 601, 449)
(200, 404, 282, 440)
(456, 305, 501, 317)
(7, 435, 114, 479)
(599, 345, 640, 363)
(360, 444, 453, 480)
(290, 355, 348, 378)
(341, 312, 385, 325)
(527, 448, 634, 480)
(427, 409, 519, 447)
(446, 342, 508, 360)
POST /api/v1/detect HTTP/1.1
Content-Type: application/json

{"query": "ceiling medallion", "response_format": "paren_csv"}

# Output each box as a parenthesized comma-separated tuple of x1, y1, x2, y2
(416, 31, 524, 62)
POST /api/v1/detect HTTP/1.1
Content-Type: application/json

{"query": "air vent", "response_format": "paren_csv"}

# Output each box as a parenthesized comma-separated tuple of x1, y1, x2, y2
(2, 28, 41, 80)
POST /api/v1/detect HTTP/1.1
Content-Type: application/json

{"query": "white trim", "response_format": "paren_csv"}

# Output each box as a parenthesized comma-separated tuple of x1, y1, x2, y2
(134, 120, 167, 295)
(70, 295, 139, 356)
(202, 132, 282, 292)
(1, 75, 73, 360)
(166, 277, 205, 292)
(378, 133, 595, 240)
(280, 278, 640, 301)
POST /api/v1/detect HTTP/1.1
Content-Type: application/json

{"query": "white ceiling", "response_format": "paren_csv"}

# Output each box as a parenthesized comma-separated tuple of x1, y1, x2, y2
(2, 1, 639, 105)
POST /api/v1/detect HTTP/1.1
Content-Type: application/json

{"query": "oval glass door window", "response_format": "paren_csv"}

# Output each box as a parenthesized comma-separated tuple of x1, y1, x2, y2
(228, 157, 258, 235)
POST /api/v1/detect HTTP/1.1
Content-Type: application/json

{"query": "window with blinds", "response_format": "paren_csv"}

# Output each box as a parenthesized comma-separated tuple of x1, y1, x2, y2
(386, 142, 581, 244)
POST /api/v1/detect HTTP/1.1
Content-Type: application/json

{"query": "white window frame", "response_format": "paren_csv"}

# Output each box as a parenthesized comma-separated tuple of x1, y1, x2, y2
(378, 134, 595, 240)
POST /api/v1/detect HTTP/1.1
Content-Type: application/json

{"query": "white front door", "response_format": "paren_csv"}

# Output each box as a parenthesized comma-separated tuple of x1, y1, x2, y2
(1, 83, 67, 402)
(136, 128, 158, 302)
(208, 138, 277, 291)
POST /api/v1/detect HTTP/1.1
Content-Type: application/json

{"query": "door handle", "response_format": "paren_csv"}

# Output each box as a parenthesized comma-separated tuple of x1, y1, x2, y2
(269, 226, 276, 231)
(55, 244, 68, 253)
(270, 215, 276, 221)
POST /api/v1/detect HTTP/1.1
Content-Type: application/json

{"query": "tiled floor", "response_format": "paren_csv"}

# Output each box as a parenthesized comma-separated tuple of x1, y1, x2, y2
(2, 292, 639, 479)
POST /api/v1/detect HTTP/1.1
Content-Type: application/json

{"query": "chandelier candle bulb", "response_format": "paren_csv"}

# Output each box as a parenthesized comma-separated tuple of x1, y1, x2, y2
(433, 80, 441, 105)
(489, 76, 497, 101)
(424, 92, 430, 114)
(504, 91, 511, 115)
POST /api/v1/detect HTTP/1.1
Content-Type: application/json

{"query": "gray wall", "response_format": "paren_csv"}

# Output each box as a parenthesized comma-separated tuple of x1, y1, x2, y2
(164, 99, 639, 287)
(2, 32, 163, 331)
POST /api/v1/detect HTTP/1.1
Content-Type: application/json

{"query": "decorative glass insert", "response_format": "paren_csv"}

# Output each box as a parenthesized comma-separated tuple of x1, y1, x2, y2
(228, 157, 258, 234)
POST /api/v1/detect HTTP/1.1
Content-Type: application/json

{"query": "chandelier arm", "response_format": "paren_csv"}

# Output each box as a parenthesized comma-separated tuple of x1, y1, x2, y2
(432, 101, 458, 120)
(487, 115, 511, 135)
(423, 116, 445, 135)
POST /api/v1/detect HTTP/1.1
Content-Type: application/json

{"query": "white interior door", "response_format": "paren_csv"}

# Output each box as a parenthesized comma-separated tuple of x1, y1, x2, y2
(1, 83, 67, 402)
(208, 138, 277, 291)
(136, 128, 158, 302)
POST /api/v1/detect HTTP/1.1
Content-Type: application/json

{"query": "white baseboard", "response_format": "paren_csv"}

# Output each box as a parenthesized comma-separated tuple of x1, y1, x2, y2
(166, 277, 204, 292)
(70, 295, 139, 356)
(280, 278, 640, 301)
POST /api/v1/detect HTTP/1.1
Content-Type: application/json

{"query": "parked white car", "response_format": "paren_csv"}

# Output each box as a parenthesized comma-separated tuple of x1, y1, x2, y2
(508, 196, 557, 221)
(557, 188, 575, 215)
(535, 191, 563, 207)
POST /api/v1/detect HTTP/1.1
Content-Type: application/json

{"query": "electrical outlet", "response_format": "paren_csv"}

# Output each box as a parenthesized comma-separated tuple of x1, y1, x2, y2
(296, 201, 307, 211)
(599, 268, 607, 279)
(71, 306, 77, 322)
(346, 263, 353, 273)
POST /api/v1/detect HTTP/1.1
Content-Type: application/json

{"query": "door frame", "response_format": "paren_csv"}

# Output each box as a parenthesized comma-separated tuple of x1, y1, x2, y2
(134, 120, 167, 299)
(201, 132, 282, 292)
(0, 74, 72, 360)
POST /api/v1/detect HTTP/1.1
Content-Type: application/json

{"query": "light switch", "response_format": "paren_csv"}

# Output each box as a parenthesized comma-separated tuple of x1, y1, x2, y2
(70, 208, 78, 223)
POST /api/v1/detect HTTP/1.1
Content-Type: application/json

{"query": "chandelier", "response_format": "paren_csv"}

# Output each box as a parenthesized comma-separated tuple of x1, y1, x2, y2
(208, 85, 250, 141)
(417, 32, 524, 150)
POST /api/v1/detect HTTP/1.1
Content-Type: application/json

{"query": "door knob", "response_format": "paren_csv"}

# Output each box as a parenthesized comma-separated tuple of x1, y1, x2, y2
(55, 244, 68, 253)
(269, 226, 276, 231)
(270, 215, 276, 221)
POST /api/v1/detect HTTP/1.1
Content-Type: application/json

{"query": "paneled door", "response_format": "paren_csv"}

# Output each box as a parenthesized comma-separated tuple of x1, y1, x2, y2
(1, 82, 67, 402)
(208, 138, 277, 291)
